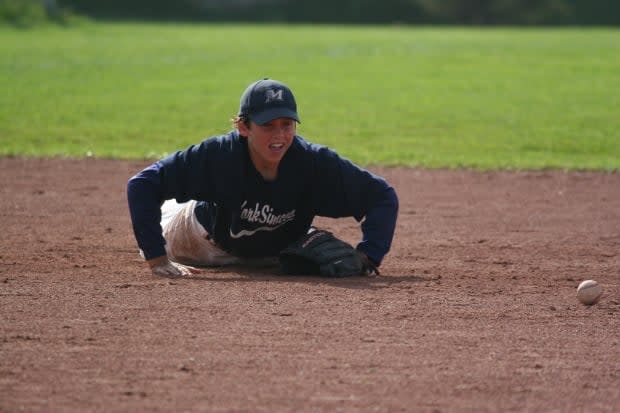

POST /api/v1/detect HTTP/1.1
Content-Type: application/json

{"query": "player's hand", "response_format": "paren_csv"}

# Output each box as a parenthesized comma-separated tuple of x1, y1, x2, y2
(357, 251, 380, 276)
(147, 255, 201, 278)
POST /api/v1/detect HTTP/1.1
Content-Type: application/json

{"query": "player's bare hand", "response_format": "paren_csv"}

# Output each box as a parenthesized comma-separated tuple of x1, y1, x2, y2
(147, 256, 202, 278)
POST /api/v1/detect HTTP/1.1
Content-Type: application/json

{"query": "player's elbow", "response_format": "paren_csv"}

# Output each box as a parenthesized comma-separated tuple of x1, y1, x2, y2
(385, 186, 399, 215)
(126, 174, 144, 205)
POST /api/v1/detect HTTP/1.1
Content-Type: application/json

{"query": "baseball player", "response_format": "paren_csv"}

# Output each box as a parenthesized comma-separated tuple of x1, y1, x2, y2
(127, 78, 398, 277)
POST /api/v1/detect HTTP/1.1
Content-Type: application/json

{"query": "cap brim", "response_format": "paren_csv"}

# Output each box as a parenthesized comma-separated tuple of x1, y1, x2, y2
(250, 107, 300, 125)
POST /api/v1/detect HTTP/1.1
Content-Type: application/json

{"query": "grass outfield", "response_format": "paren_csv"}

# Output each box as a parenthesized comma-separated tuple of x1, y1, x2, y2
(1, 23, 619, 169)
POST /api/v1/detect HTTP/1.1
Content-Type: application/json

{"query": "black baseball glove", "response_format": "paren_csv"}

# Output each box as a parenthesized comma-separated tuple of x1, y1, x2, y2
(279, 229, 379, 277)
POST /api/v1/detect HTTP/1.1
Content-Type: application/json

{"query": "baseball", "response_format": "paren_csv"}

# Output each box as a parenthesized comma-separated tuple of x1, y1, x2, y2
(576, 280, 603, 306)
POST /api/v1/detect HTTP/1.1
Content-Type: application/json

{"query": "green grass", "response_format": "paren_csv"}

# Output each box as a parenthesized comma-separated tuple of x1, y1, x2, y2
(1, 23, 619, 169)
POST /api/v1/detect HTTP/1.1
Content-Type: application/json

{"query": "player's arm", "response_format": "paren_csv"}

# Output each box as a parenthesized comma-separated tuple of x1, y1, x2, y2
(356, 184, 398, 267)
(311, 147, 399, 267)
(127, 163, 197, 277)
(127, 141, 216, 276)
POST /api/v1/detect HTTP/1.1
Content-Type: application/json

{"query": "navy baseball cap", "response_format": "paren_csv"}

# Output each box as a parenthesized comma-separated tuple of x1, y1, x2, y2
(238, 78, 300, 125)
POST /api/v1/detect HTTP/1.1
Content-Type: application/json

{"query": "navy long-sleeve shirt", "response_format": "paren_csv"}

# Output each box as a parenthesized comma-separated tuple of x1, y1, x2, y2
(127, 131, 398, 266)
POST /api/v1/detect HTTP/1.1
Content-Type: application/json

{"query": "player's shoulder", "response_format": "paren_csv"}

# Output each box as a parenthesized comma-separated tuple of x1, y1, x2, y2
(290, 135, 338, 159)
(198, 130, 243, 153)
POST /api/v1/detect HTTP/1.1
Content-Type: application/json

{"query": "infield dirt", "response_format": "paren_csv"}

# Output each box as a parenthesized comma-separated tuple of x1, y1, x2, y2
(1, 157, 618, 412)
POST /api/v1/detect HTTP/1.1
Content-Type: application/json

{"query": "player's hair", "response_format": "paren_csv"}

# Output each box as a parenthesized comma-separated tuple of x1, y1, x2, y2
(231, 115, 250, 128)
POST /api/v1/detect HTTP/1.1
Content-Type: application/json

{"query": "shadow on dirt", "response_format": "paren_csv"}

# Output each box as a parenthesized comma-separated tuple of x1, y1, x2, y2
(183, 268, 429, 290)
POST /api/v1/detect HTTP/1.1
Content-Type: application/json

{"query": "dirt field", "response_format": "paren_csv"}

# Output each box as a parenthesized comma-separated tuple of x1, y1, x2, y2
(1, 157, 618, 413)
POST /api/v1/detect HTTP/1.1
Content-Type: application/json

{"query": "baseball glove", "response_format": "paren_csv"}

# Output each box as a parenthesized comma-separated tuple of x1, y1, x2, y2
(279, 229, 378, 277)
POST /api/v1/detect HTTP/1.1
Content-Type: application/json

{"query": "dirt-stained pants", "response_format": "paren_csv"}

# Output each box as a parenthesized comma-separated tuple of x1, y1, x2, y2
(161, 200, 277, 268)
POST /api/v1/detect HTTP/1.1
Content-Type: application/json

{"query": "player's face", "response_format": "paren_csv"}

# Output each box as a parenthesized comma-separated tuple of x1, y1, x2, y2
(242, 117, 296, 173)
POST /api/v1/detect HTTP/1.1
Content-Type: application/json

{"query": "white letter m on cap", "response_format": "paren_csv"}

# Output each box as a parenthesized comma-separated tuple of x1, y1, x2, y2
(265, 89, 284, 103)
